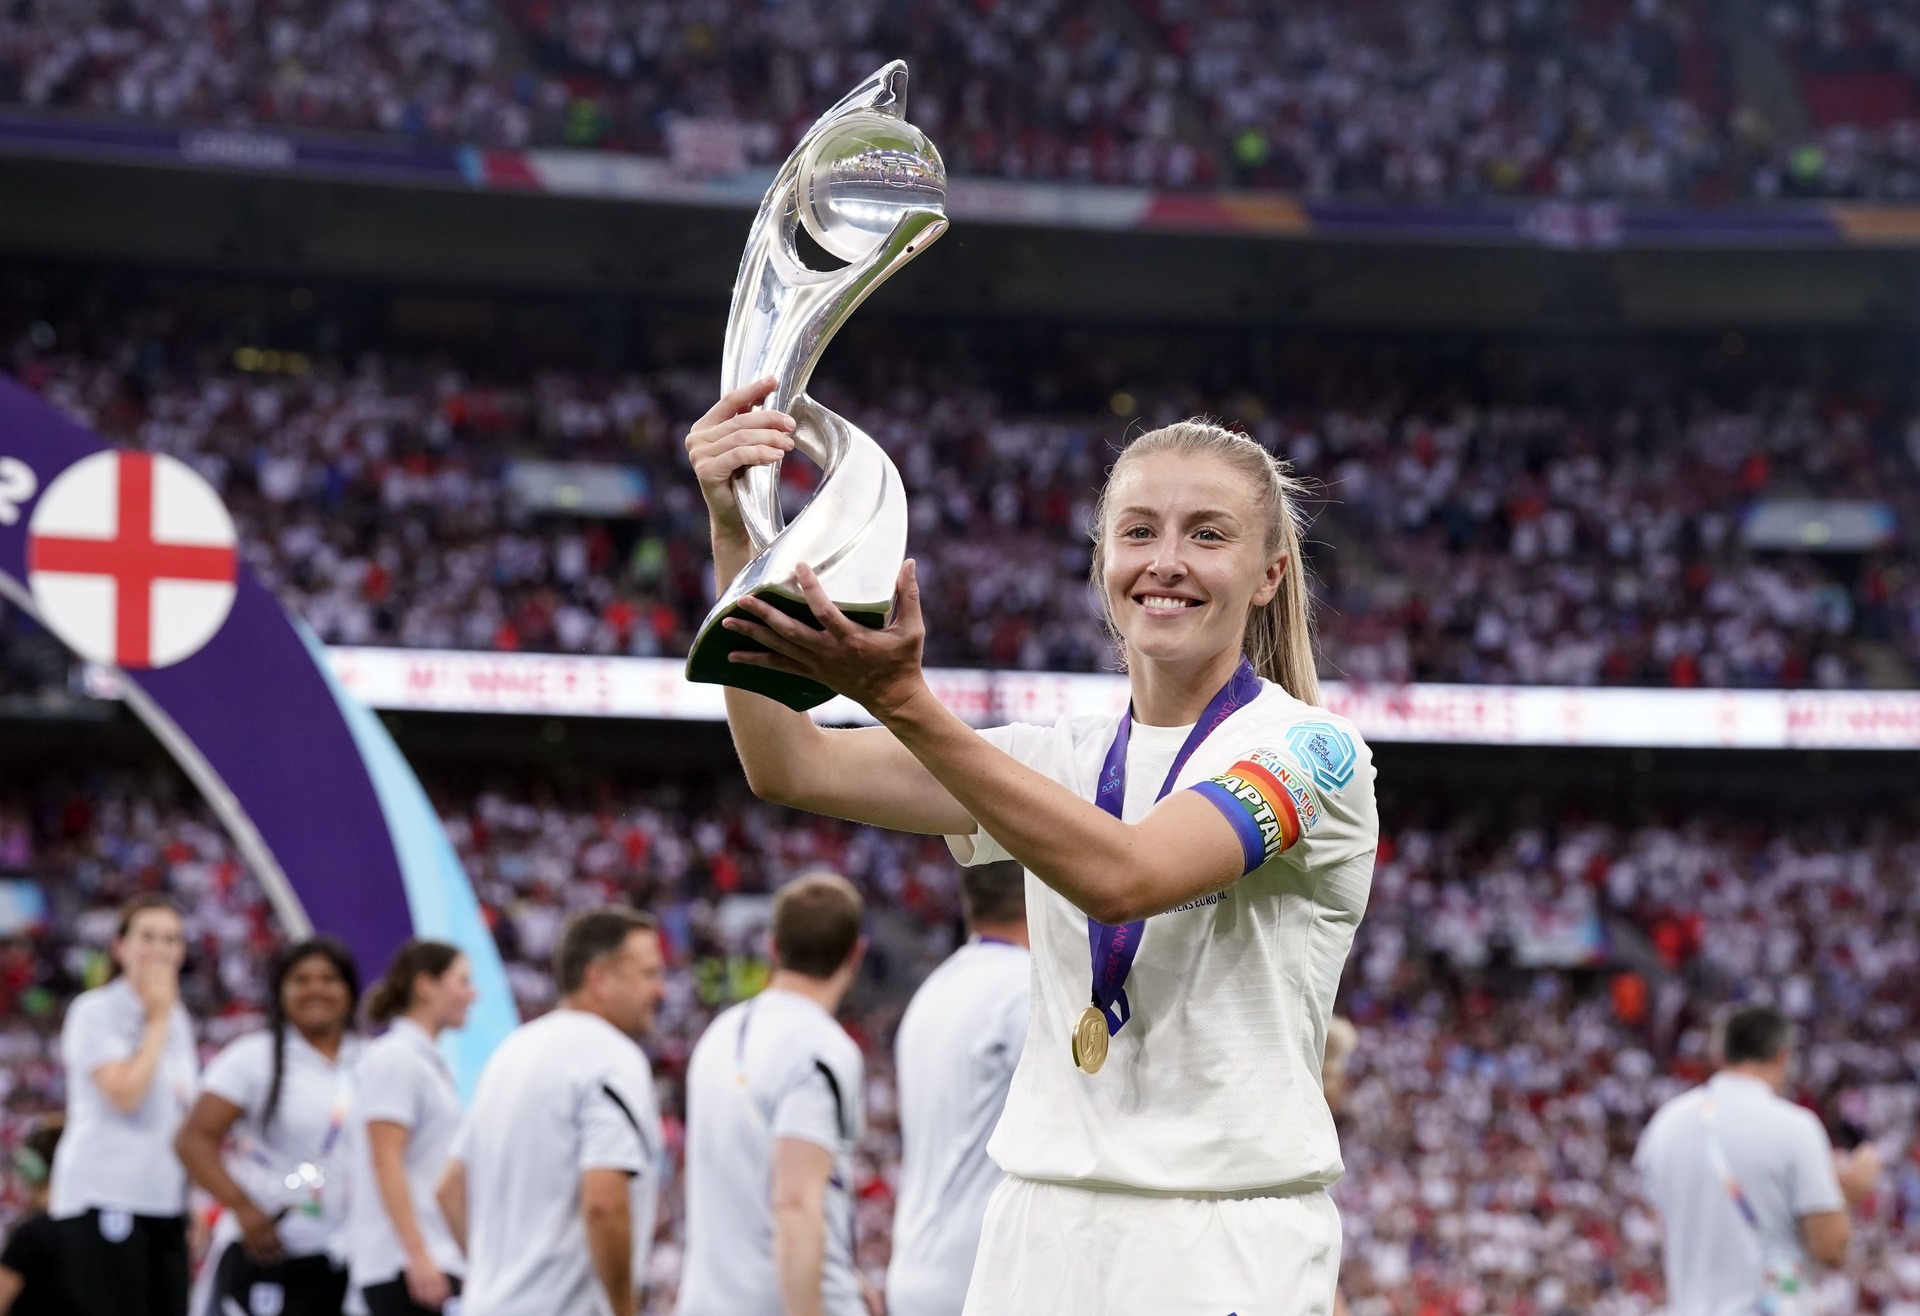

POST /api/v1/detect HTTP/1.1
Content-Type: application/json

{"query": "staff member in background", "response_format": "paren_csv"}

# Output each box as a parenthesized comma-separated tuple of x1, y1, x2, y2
(678, 872, 875, 1316)
(1, 1120, 77, 1316)
(886, 863, 1028, 1316)
(176, 937, 363, 1316)
(50, 895, 198, 1316)
(437, 908, 666, 1316)
(347, 940, 476, 1316)
(1635, 1004, 1883, 1315)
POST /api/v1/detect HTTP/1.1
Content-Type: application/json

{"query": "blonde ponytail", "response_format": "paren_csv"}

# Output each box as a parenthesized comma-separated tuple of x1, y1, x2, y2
(1089, 419, 1321, 705)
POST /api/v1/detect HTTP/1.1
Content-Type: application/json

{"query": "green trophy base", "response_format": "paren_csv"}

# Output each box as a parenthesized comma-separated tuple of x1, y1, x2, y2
(684, 586, 888, 713)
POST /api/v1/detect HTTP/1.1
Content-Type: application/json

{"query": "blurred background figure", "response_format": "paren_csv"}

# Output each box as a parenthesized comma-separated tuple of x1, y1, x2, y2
(1635, 1004, 1883, 1315)
(48, 897, 196, 1316)
(175, 937, 362, 1316)
(0, 1120, 74, 1316)
(679, 873, 874, 1316)
(1322, 1017, 1358, 1115)
(348, 940, 477, 1316)
(887, 862, 1028, 1316)
(438, 908, 666, 1316)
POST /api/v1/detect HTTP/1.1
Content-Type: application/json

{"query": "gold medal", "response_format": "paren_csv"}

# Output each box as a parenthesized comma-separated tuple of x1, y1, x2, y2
(1071, 1005, 1109, 1074)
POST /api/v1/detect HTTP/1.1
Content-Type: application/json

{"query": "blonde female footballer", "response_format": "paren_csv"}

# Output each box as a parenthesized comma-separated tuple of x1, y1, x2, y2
(687, 380, 1378, 1316)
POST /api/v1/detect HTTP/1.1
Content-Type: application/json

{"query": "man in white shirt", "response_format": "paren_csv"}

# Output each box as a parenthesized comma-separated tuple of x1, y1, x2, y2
(1635, 1005, 1882, 1315)
(887, 862, 1028, 1316)
(438, 907, 668, 1316)
(678, 872, 875, 1316)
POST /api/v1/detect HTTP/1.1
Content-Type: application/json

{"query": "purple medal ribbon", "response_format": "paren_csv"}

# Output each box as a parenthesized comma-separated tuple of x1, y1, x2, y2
(1086, 657, 1262, 1038)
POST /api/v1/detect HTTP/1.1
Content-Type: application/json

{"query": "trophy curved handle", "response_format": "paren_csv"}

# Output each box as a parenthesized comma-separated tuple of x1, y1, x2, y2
(727, 202, 948, 552)
(729, 392, 843, 551)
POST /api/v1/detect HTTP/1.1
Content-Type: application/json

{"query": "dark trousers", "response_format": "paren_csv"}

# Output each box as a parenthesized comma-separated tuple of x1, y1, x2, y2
(210, 1245, 348, 1316)
(361, 1274, 464, 1316)
(54, 1210, 188, 1316)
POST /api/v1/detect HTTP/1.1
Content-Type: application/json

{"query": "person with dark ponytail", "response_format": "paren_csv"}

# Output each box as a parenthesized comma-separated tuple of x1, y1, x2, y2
(344, 941, 475, 1316)
(175, 938, 362, 1316)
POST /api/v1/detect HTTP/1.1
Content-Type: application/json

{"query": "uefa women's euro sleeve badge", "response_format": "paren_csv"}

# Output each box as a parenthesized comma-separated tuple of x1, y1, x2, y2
(683, 61, 949, 712)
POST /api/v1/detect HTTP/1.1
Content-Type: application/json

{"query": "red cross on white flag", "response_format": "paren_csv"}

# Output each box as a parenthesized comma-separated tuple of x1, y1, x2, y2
(26, 451, 238, 669)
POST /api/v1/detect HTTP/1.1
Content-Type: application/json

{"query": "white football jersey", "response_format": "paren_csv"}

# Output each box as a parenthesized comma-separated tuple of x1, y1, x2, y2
(678, 989, 866, 1316)
(887, 938, 1030, 1316)
(948, 680, 1377, 1194)
(452, 1009, 664, 1316)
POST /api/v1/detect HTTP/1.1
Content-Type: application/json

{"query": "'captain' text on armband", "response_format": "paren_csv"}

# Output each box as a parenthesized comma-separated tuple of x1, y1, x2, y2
(1189, 748, 1323, 875)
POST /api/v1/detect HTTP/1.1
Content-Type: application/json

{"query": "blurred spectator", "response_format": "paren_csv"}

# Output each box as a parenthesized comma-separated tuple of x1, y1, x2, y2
(8, 301, 1917, 689)
(5, 0, 1920, 201)
(7, 767, 1920, 1312)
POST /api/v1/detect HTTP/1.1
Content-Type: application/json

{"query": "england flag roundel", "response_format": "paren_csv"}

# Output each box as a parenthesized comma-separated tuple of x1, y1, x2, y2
(26, 451, 238, 669)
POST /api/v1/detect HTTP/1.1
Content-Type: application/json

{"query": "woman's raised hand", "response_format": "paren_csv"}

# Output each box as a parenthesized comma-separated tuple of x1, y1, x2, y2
(724, 560, 932, 721)
(684, 376, 796, 542)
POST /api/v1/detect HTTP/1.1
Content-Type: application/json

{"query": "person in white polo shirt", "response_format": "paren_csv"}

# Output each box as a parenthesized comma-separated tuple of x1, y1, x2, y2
(437, 907, 667, 1316)
(347, 939, 477, 1316)
(176, 936, 364, 1316)
(50, 895, 198, 1316)
(678, 872, 874, 1316)
(886, 862, 1028, 1316)
(1635, 1004, 1883, 1315)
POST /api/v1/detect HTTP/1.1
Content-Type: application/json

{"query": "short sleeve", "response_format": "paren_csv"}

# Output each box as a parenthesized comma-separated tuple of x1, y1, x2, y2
(354, 1042, 419, 1129)
(577, 1065, 652, 1175)
(945, 723, 1059, 866)
(772, 1053, 858, 1153)
(201, 1033, 272, 1117)
(62, 993, 131, 1080)
(1786, 1110, 1845, 1217)
(1187, 720, 1377, 877)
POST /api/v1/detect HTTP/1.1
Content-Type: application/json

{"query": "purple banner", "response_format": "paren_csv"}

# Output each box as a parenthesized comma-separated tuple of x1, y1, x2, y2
(0, 374, 413, 971)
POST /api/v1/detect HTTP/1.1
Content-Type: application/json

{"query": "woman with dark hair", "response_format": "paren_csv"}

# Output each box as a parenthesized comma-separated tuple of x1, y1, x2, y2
(344, 940, 475, 1316)
(175, 938, 362, 1316)
(49, 895, 197, 1316)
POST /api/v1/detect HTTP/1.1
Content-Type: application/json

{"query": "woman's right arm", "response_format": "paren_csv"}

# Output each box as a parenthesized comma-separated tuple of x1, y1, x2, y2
(90, 964, 176, 1114)
(175, 1093, 284, 1264)
(368, 1120, 452, 1308)
(690, 379, 975, 836)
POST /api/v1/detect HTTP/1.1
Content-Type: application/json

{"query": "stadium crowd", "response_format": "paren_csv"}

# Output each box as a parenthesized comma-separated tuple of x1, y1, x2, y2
(9, 304, 1917, 690)
(4, 0, 1920, 200)
(4, 767, 1920, 1312)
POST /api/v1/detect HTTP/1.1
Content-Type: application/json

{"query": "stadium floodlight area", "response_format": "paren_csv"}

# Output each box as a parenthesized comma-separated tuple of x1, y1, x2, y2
(83, 647, 1920, 751)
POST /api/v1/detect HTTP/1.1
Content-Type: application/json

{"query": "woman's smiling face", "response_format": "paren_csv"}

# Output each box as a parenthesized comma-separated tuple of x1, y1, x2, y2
(282, 953, 353, 1039)
(1101, 451, 1285, 674)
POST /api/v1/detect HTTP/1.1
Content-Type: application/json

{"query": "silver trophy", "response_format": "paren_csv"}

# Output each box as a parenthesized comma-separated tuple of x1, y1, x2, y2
(684, 61, 948, 711)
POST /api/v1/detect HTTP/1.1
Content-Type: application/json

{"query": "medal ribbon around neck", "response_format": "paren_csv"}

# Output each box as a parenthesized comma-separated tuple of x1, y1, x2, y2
(1084, 657, 1261, 1043)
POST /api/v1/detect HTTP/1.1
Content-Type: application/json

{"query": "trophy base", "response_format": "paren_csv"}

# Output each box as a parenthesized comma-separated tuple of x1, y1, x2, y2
(684, 585, 888, 713)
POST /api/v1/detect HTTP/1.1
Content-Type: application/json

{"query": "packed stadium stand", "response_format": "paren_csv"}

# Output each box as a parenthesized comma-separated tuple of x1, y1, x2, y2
(5, 0, 1920, 199)
(3, 269, 1916, 689)
(4, 745, 1919, 1315)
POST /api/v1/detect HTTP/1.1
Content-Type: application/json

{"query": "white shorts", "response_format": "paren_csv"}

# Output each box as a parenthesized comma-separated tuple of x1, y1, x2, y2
(960, 1175, 1340, 1316)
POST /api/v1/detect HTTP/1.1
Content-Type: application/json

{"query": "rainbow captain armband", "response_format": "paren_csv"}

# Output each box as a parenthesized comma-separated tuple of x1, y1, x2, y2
(1189, 748, 1323, 874)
